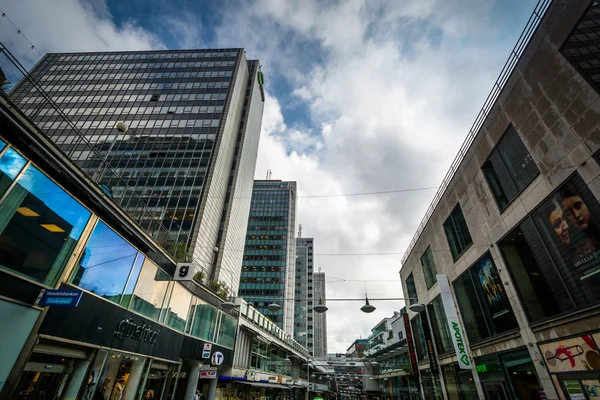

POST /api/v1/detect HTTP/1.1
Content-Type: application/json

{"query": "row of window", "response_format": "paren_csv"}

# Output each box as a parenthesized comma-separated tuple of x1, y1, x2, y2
(49, 60, 236, 72)
(0, 137, 236, 347)
(38, 118, 221, 131)
(22, 92, 228, 107)
(40, 70, 234, 82)
(54, 50, 239, 63)
(32, 80, 231, 94)
(31, 104, 224, 118)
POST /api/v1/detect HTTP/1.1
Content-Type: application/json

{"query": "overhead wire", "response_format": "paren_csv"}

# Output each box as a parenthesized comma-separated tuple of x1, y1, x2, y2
(0, 7, 43, 57)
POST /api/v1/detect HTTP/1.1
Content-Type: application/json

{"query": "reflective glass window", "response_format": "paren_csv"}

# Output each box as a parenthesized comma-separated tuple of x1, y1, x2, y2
(71, 221, 139, 303)
(0, 165, 91, 285)
(217, 313, 237, 348)
(420, 246, 437, 289)
(443, 204, 473, 260)
(189, 301, 219, 342)
(0, 147, 28, 197)
(129, 259, 170, 321)
(165, 283, 192, 332)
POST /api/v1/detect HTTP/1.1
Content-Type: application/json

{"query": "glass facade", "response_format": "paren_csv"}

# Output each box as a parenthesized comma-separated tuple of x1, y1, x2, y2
(239, 180, 297, 332)
(482, 125, 539, 211)
(9, 49, 265, 293)
(420, 246, 437, 289)
(443, 205, 473, 260)
(500, 173, 600, 323)
(452, 253, 518, 344)
(427, 296, 453, 355)
(293, 238, 311, 348)
(561, 2, 600, 94)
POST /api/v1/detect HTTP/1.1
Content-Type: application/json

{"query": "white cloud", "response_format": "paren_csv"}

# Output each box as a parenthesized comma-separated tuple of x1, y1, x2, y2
(216, 0, 537, 351)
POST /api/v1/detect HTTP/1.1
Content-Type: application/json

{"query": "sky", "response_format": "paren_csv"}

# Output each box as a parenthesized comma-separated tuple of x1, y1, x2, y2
(0, 0, 538, 352)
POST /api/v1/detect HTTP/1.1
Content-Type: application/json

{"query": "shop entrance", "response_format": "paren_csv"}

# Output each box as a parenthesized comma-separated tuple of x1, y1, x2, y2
(482, 382, 509, 400)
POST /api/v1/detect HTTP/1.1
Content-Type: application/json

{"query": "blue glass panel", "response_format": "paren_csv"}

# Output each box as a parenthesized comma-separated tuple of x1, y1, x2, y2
(0, 148, 27, 197)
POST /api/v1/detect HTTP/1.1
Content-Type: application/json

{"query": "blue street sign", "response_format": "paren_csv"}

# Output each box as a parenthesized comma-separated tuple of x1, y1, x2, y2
(37, 289, 83, 307)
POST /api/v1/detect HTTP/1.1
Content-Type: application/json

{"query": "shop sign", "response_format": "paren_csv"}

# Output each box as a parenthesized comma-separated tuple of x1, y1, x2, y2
(211, 351, 224, 366)
(246, 370, 259, 381)
(174, 263, 194, 281)
(539, 334, 600, 373)
(402, 312, 419, 378)
(202, 343, 212, 359)
(114, 318, 160, 344)
(437, 274, 471, 369)
(200, 370, 217, 379)
(200, 365, 217, 371)
(36, 289, 83, 307)
(475, 362, 501, 373)
(420, 308, 438, 374)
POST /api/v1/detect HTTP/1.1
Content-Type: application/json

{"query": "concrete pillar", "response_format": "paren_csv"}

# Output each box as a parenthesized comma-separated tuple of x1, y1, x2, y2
(207, 376, 218, 400)
(123, 358, 146, 400)
(185, 362, 201, 400)
(63, 360, 90, 400)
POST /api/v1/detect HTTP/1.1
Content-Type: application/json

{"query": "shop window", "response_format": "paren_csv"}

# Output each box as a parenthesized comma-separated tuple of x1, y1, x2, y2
(561, 2, 600, 94)
(0, 164, 91, 286)
(452, 253, 518, 344)
(442, 364, 478, 400)
(500, 173, 600, 322)
(410, 314, 427, 361)
(129, 259, 171, 321)
(406, 273, 418, 305)
(189, 300, 219, 342)
(95, 350, 148, 400)
(71, 221, 139, 303)
(482, 125, 539, 211)
(164, 282, 192, 332)
(443, 205, 473, 260)
(420, 246, 437, 289)
(427, 296, 454, 354)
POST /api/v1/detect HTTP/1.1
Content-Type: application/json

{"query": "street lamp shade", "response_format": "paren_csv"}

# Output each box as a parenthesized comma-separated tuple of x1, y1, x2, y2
(267, 303, 282, 312)
(383, 377, 389, 381)
(221, 301, 236, 311)
(408, 303, 425, 313)
(314, 298, 328, 313)
(360, 297, 376, 313)
(283, 357, 292, 365)
(115, 121, 129, 133)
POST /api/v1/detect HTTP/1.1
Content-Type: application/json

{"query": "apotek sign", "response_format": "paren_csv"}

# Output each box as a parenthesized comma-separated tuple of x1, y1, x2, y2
(437, 274, 471, 369)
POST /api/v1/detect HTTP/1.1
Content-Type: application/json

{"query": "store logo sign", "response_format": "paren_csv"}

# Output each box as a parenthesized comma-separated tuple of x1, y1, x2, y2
(452, 322, 469, 366)
(115, 318, 160, 345)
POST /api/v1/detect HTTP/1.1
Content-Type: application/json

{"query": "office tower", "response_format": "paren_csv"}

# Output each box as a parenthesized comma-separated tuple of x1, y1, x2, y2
(239, 180, 297, 333)
(312, 270, 328, 358)
(294, 237, 313, 349)
(10, 49, 265, 294)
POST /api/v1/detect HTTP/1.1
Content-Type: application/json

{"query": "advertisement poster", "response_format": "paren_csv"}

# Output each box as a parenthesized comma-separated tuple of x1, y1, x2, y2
(582, 380, 600, 399)
(403, 313, 419, 378)
(540, 334, 600, 373)
(474, 255, 510, 320)
(533, 175, 600, 286)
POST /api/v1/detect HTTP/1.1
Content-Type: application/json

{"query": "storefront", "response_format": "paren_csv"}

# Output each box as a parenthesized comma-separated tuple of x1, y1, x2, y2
(474, 348, 545, 400)
(215, 380, 293, 400)
(419, 369, 442, 400)
(539, 331, 600, 399)
(440, 363, 478, 400)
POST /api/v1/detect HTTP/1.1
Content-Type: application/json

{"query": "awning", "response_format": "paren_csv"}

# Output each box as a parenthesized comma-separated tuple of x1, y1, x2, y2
(237, 381, 291, 390)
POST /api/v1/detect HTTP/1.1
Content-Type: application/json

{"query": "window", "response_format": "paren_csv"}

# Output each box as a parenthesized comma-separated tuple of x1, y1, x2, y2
(452, 253, 518, 344)
(189, 300, 220, 342)
(561, 2, 600, 94)
(427, 295, 453, 354)
(165, 282, 192, 332)
(420, 246, 437, 289)
(0, 164, 91, 285)
(443, 204, 473, 260)
(0, 146, 28, 197)
(72, 221, 139, 303)
(499, 173, 600, 322)
(405, 273, 418, 305)
(128, 258, 170, 320)
(217, 313, 237, 348)
(482, 125, 539, 210)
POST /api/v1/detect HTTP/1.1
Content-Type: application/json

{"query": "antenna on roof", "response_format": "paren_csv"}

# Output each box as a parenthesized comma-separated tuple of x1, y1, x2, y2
(266, 169, 272, 180)
(298, 224, 302, 238)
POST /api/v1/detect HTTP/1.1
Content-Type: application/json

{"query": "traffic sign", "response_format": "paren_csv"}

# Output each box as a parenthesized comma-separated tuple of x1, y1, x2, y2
(200, 371, 217, 379)
(202, 343, 212, 359)
(211, 351, 224, 366)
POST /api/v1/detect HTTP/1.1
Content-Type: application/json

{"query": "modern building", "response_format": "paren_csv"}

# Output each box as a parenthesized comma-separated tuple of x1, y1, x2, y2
(9, 48, 265, 296)
(294, 237, 313, 348)
(400, 1, 600, 399)
(238, 180, 297, 333)
(313, 270, 328, 359)
(346, 339, 368, 359)
(0, 86, 313, 400)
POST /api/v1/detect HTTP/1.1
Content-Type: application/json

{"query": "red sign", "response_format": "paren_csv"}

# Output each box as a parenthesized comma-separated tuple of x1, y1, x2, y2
(403, 313, 419, 378)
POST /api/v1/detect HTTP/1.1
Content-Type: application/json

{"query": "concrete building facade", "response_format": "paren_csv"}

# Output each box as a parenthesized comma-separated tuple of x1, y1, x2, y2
(400, 1, 600, 399)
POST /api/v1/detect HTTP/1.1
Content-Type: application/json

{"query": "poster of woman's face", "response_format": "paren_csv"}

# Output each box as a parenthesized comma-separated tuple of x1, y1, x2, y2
(533, 174, 600, 282)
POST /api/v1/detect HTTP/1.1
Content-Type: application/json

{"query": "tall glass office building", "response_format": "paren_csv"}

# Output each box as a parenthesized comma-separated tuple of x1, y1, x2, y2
(313, 270, 328, 359)
(9, 49, 264, 294)
(239, 180, 297, 333)
(294, 237, 312, 350)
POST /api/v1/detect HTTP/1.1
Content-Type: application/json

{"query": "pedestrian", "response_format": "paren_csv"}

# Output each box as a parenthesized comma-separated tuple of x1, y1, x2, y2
(194, 390, 201, 400)
(144, 390, 155, 400)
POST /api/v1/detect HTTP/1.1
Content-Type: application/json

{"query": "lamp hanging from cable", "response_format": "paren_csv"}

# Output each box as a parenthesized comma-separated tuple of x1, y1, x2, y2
(267, 302, 282, 312)
(360, 283, 376, 313)
(313, 297, 328, 313)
